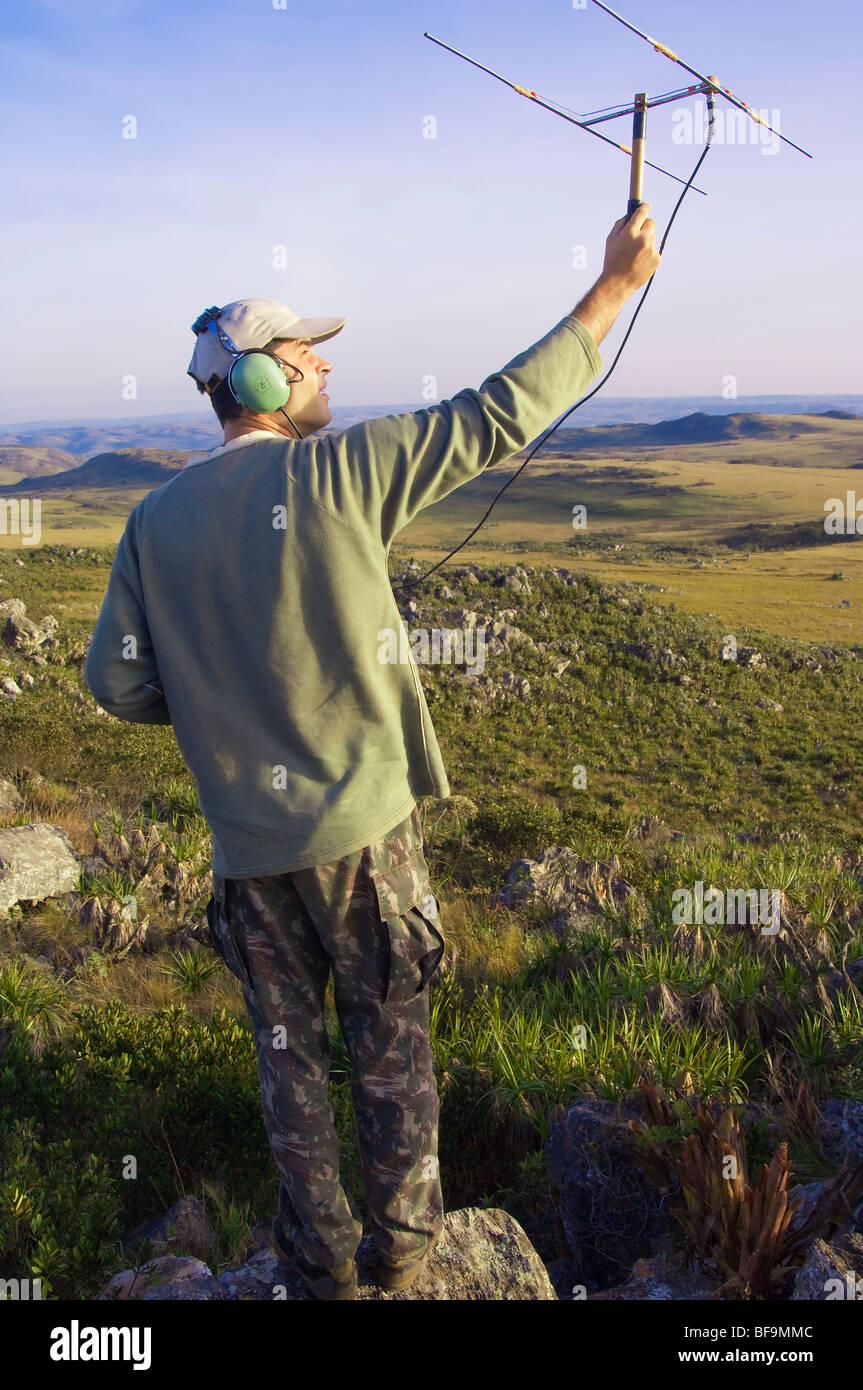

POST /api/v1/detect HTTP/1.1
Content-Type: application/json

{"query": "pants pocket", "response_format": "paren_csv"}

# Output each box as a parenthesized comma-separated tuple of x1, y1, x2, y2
(381, 892, 445, 1010)
(207, 875, 255, 993)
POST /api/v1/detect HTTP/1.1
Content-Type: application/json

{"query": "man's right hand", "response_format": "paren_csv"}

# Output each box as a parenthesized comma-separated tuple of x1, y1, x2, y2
(569, 203, 662, 350)
(600, 203, 661, 296)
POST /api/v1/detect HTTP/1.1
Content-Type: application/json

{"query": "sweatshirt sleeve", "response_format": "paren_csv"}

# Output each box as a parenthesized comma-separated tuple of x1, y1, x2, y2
(304, 314, 602, 548)
(83, 504, 172, 724)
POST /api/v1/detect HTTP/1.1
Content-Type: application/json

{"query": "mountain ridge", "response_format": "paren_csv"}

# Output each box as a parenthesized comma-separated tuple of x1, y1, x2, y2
(0, 396, 860, 465)
(2, 410, 861, 490)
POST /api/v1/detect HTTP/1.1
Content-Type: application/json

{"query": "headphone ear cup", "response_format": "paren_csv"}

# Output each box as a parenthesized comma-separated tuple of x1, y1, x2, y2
(228, 352, 292, 413)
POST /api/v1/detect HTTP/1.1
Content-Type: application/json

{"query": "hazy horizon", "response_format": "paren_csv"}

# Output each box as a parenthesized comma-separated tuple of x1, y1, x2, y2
(2, 393, 862, 439)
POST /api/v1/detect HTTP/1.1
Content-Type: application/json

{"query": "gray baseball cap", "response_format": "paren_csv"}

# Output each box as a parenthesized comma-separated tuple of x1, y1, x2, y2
(188, 297, 347, 394)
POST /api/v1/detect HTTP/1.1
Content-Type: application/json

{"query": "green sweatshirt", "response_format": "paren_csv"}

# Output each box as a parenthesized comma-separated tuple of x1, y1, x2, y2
(84, 313, 602, 877)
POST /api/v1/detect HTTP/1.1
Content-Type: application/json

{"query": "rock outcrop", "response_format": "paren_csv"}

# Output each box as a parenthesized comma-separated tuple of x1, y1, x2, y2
(791, 1232, 863, 1300)
(97, 1205, 557, 1301)
(0, 823, 82, 913)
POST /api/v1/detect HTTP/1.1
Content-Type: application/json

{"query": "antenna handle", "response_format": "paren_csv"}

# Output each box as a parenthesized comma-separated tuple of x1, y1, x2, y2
(627, 91, 648, 216)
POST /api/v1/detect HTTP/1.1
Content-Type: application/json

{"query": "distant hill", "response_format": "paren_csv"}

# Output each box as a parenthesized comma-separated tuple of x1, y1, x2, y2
(0, 422, 221, 460)
(0, 446, 83, 478)
(1, 398, 861, 459)
(546, 411, 857, 453)
(1, 412, 861, 497)
(0, 449, 190, 493)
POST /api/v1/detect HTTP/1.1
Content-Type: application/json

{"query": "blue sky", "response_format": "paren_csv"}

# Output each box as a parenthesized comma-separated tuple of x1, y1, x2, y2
(1, 0, 858, 422)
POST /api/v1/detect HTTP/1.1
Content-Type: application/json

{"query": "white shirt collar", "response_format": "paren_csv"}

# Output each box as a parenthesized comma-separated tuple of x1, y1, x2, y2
(184, 430, 279, 469)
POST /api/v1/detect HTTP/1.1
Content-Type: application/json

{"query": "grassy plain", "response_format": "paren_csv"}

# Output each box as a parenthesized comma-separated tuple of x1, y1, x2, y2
(4, 431, 862, 642)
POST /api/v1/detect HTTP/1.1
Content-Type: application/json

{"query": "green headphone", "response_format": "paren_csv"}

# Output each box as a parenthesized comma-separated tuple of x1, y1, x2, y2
(191, 306, 305, 417)
(228, 347, 300, 413)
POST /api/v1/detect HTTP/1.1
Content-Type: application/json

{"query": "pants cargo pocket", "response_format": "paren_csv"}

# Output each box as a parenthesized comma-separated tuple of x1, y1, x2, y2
(372, 868, 445, 1010)
(207, 874, 255, 993)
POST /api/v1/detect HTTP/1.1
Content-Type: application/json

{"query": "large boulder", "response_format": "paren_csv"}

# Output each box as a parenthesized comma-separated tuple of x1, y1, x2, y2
(96, 1207, 557, 1301)
(493, 846, 636, 926)
(0, 823, 82, 912)
(542, 1098, 677, 1292)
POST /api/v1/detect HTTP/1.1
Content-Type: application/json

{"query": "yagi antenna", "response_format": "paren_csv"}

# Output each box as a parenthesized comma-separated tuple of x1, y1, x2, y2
(401, 11, 811, 592)
(423, 32, 709, 199)
(425, 5, 811, 225)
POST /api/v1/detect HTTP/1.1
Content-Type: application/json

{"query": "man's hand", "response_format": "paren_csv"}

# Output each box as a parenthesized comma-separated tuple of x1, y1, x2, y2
(570, 203, 661, 350)
(601, 202, 661, 296)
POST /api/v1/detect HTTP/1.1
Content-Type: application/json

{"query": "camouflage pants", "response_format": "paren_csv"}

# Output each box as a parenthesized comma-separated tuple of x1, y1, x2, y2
(205, 805, 445, 1273)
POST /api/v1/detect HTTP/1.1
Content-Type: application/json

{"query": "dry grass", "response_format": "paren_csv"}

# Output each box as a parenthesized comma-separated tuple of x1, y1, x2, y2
(0, 786, 99, 856)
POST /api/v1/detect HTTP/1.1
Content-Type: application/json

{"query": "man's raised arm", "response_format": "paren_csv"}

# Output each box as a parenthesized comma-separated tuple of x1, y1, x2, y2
(301, 202, 661, 547)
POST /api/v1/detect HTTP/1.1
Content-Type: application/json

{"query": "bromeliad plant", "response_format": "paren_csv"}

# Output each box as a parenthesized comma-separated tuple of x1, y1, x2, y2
(628, 1077, 863, 1298)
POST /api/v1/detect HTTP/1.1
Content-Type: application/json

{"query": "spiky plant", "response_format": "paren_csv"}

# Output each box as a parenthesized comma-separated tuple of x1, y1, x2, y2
(0, 958, 68, 1058)
(628, 1077, 863, 1299)
(161, 947, 222, 996)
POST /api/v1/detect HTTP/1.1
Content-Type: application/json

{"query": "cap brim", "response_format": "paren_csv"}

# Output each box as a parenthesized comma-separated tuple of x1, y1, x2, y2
(271, 315, 346, 344)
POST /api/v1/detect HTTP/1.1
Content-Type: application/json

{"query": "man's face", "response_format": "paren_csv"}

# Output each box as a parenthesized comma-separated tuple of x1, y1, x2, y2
(270, 337, 333, 435)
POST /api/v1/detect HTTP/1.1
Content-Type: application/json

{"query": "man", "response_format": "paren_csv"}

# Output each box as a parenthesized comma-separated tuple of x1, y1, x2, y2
(84, 204, 659, 1300)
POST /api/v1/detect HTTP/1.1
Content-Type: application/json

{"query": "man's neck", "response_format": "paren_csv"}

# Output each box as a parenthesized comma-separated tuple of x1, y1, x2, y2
(223, 416, 299, 446)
